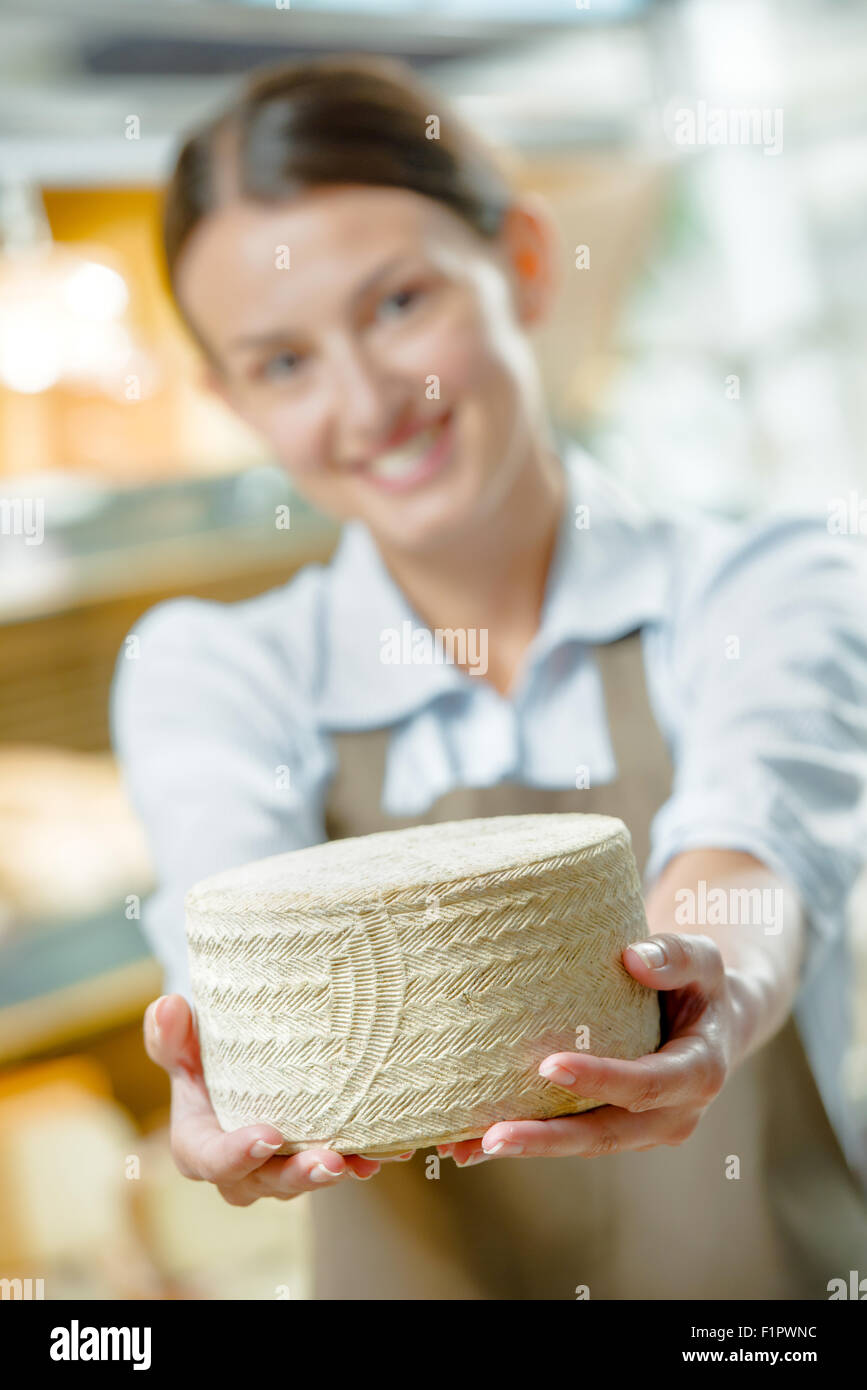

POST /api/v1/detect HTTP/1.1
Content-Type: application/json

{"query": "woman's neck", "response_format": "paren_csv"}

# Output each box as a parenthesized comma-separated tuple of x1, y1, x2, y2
(375, 436, 567, 698)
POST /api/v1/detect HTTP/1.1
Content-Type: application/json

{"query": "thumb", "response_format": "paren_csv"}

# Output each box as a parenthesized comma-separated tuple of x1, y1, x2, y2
(143, 994, 202, 1077)
(623, 933, 724, 993)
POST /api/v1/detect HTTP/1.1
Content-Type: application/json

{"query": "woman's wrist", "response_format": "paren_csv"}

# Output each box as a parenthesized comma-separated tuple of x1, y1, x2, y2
(645, 846, 805, 1067)
(722, 964, 766, 1069)
(721, 952, 799, 1069)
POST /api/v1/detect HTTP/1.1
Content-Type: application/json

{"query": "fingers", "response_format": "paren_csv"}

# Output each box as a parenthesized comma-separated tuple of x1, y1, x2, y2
(623, 933, 725, 994)
(172, 1106, 293, 1185)
(141, 994, 299, 1185)
(446, 1105, 704, 1162)
(343, 1154, 383, 1179)
(175, 1117, 363, 1195)
(441, 935, 731, 1164)
(445, 1139, 489, 1166)
(143, 996, 409, 1197)
(536, 1030, 727, 1113)
(143, 997, 392, 1194)
(357, 1151, 414, 1164)
(478, 1105, 702, 1159)
(143, 994, 201, 1076)
(218, 1149, 352, 1205)
(220, 1149, 392, 1203)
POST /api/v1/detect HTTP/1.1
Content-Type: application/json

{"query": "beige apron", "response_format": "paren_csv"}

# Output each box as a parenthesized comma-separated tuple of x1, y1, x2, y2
(313, 633, 867, 1299)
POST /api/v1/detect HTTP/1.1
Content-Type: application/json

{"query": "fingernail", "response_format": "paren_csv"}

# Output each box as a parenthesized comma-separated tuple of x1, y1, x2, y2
(628, 940, 666, 967)
(150, 996, 168, 1041)
(350, 1164, 381, 1180)
(250, 1139, 283, 1159)
(310, 1162, 345, 1182)
(454, 1151, 490, 1167)
(481, 1139, 524, 1156)
(539, 1061, 578, 1085)
(395, 1151, 413, 1161)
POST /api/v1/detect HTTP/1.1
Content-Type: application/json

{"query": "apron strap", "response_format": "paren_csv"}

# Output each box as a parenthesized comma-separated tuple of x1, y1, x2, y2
(592, 630, 674, 846)
(323, 630, 673, 872)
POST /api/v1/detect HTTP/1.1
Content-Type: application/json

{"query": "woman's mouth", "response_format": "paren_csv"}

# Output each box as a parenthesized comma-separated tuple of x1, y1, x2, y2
(361, 411, 454, 493)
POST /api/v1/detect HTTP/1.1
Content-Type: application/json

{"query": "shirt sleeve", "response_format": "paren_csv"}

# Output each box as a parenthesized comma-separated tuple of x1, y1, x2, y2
(109, 596, 331, 1002)
(646, 516, 867, 992)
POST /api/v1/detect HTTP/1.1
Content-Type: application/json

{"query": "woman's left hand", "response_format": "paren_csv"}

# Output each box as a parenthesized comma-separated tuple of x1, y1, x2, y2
(440, 932, 746, 1166)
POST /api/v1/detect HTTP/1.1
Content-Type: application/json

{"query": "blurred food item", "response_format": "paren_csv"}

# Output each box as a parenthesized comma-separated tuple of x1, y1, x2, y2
(0, 180, 175, 481)
(0, 744, 153, 929)
(0, 1055, 166, 1298)
(0, 1054, 311, 1299)
(0, 186, 268, 485)
(133, 1125, 312, 1301)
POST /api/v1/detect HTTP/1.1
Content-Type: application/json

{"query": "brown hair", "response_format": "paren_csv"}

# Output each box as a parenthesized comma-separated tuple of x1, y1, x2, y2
(163, 53, 515, 294)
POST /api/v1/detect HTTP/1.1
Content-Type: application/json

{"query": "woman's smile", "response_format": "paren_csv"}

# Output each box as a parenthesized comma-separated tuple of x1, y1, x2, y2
(173, 175, 559, 556)
(353, 407, 454, 494)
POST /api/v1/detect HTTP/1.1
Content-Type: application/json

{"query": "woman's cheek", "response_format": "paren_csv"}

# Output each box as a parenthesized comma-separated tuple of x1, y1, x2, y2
(402, 301, 500, 400)
(263, 400, 327, 480)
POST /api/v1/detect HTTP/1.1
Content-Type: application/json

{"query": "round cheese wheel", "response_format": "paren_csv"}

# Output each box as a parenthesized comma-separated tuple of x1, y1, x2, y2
(185, 812, 660, 1156)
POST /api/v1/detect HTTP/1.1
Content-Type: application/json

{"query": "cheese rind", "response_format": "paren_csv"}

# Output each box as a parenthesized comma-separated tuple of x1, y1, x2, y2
(186, 812, 660, 1155)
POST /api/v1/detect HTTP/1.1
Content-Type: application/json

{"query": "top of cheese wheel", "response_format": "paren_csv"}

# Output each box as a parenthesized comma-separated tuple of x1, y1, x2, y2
(185, 811, 630, 914)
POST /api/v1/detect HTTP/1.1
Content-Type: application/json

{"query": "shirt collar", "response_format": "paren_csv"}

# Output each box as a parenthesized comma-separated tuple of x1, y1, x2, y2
(315, 437, 671, 729)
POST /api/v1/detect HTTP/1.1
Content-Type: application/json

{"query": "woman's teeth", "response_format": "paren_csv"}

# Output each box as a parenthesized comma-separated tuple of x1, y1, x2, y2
(367, 419, 445, 480)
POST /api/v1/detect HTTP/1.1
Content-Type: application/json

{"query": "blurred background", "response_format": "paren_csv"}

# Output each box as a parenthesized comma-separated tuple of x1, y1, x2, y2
(1, 0, 866, 1300)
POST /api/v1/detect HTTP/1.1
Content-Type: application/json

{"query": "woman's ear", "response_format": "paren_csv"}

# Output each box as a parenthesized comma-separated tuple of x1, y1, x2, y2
(498, 193, 563, 330)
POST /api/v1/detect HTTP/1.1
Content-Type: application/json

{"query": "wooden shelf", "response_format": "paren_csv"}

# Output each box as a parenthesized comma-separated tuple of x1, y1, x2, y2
(0, 957, 163, 1065)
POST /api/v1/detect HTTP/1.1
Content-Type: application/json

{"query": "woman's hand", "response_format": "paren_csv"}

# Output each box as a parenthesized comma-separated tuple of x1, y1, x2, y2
(439, 932, 748, 1166)
(143, 994, 411, 1204)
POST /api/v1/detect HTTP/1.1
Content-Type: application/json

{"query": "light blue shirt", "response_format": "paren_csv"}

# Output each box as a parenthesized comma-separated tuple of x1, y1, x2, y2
(111, 440, 867, 1185)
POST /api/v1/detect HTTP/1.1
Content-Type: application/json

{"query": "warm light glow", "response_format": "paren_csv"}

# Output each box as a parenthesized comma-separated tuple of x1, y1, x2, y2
(0, 311, 62, 393)
(0, 248, 134, 394)
(62, 261, 129, 322)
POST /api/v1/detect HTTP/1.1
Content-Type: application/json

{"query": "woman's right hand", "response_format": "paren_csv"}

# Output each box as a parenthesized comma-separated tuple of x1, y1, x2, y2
(143, 994, 386, 1205)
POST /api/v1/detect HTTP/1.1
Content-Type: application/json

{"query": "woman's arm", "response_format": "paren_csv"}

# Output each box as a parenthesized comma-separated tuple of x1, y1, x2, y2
(443, 852, 800, 1167)
(113, 596, 399, 1200)
(443, 522, 867, 1168)
(644, 846, 805, 1066)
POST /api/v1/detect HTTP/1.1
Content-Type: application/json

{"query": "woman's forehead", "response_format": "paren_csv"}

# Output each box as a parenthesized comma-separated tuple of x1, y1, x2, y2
(180, 184, 464, 283)
(175, 185, 475, 345)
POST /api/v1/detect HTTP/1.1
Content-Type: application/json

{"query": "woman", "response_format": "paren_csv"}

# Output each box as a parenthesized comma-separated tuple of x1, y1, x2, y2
(112, 54, 867, 1300)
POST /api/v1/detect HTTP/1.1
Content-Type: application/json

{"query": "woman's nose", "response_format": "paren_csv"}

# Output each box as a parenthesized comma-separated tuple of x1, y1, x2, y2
(328, 341, 402, 457)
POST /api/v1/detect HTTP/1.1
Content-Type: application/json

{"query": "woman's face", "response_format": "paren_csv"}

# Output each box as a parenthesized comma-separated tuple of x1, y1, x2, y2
(174, 182, 557, 555)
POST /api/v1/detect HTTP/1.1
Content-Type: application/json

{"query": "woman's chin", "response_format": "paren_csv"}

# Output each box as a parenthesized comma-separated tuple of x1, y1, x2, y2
(366, 488, 482, 557)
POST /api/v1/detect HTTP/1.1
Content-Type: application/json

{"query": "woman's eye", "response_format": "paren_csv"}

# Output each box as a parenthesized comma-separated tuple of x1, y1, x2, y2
(261, 351, 302, 380)
(378, 286, 421, 319)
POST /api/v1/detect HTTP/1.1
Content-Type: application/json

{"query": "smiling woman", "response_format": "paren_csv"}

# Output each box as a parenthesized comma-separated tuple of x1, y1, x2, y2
(112, 51, 867, 1303)
(161, 55, 563, 577)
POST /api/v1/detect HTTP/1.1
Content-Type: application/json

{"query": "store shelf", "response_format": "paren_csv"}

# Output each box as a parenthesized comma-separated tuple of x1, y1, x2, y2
(0, 906, 163, 1063)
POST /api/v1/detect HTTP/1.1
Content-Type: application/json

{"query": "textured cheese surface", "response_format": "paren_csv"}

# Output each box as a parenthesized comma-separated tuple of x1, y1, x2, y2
(185, 812, 628, 912)
(185, 812, 659, 1156)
